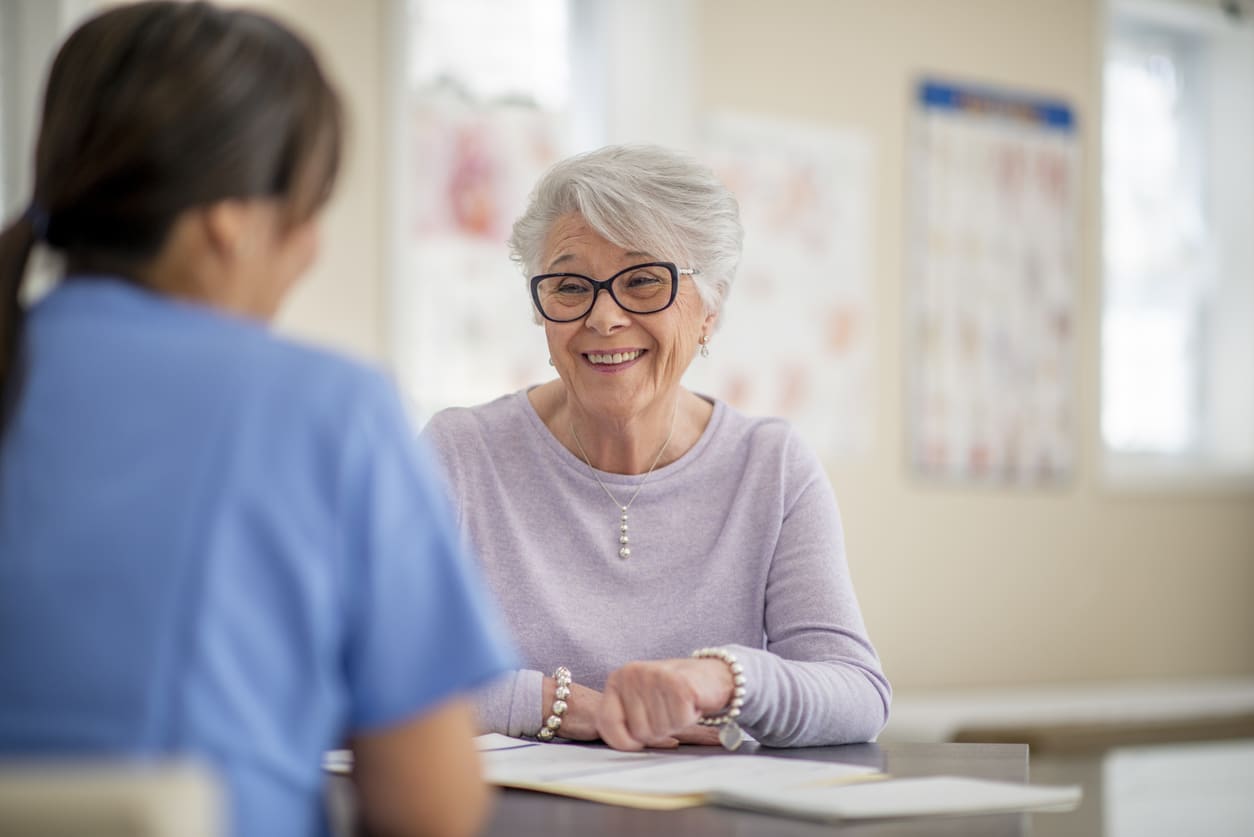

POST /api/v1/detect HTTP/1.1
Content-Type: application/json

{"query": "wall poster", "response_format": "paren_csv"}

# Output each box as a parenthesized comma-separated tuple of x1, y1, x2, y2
(693, 113, 877, 461)
(907, 80, 1079, 483)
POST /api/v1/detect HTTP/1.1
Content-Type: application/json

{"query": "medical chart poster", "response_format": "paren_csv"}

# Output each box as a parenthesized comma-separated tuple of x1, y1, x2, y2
(693, 113, 877, 461)
(395, 92, 564, 420)
(906, 80, 1079, 484)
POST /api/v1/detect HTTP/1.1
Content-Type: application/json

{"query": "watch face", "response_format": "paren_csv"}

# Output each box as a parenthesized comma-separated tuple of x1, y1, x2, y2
(719, 722, 745, 752)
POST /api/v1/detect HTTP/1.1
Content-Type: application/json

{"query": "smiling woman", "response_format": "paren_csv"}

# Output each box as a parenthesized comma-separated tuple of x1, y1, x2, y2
(422, 144, 891, 752)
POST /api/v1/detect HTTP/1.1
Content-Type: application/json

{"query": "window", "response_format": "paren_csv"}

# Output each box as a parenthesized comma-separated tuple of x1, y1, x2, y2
(1102, 0, 1254, 485)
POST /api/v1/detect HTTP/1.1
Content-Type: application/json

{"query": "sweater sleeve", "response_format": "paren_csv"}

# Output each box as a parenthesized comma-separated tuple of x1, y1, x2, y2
(470, 669, 546, 737)
(729, 433, 891, 747)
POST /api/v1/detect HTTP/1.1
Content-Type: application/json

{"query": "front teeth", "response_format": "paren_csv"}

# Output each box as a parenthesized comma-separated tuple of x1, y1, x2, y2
(587, 350, 641, 365)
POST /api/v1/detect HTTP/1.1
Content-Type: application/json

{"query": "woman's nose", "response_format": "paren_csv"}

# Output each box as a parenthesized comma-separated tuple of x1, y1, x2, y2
(584, 287, 630, 334)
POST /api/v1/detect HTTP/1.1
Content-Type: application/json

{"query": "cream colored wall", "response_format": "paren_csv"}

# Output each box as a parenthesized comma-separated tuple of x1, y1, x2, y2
(257, 0, 1254, 689)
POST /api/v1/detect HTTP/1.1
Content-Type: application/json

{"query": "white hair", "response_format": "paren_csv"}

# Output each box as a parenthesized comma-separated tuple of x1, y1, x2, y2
(509, 144, 743, 323)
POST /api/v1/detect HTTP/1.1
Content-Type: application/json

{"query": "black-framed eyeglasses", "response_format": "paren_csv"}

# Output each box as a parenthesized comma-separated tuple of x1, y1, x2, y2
(530, 261, 696, 323)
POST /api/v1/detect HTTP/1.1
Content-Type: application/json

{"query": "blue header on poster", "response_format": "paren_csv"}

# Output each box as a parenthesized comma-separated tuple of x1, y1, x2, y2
(919, 79, 1075, 132)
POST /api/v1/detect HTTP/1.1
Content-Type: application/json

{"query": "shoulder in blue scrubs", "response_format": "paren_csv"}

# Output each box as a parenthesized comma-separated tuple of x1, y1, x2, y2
(0, 277, 516, 836)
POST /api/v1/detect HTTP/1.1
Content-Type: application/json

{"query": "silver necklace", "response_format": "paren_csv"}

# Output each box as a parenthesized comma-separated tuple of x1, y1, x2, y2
(569, 403, 678, 560)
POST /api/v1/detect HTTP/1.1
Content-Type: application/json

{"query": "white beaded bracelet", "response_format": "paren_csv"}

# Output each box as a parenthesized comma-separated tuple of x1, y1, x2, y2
(536, 666, 571, 742)
(691, 647, 746, 751)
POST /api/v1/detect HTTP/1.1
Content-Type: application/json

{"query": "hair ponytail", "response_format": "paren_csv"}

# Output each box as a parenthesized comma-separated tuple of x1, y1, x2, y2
(0, 210, 37, 438)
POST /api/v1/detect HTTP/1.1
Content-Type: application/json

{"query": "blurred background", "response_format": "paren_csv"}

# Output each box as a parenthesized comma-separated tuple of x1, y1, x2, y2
(2, 1, 1252, 835)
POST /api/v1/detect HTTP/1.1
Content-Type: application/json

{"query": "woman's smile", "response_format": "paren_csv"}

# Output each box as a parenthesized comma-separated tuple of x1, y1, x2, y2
(581, 348, 647, 373)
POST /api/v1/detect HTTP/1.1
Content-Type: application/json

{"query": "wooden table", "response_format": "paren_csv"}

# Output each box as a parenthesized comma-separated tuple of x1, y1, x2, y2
(478, 741, 1032, 837)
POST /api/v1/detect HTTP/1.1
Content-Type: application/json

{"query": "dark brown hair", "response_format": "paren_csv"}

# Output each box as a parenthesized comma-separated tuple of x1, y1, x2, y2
(0, 0, 342, 433)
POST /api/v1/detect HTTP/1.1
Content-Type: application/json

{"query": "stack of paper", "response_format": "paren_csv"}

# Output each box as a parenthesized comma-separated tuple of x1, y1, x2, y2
(473, 733, 1082, 821)
(479, 733, 876, 810)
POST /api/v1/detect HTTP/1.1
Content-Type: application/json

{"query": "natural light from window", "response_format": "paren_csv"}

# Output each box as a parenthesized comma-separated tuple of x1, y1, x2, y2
(1102, 0, 1254, 483)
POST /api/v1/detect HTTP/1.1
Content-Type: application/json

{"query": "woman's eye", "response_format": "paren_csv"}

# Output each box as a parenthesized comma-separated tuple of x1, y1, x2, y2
(626, 273, 664, 288)
(557, 282, 589, 295)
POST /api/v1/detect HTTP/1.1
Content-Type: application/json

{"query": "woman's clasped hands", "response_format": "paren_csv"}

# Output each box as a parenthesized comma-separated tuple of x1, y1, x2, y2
(542, 657, 734, 750)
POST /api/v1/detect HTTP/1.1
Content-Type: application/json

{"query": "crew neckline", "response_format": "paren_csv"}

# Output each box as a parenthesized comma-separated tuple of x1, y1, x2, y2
(515, 388, 726, 487)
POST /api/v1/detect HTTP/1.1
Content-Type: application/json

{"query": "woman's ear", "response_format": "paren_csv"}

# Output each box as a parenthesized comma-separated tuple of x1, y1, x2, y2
(702, 310, 719, 333)
(201, 200, 253, 262)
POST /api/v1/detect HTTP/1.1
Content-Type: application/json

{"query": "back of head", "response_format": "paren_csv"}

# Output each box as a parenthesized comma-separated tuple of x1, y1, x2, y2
(0, 0, 343, 433)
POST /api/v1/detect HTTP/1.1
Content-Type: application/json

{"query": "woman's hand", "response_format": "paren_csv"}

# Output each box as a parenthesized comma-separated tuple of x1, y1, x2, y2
(541, 675, 603, 741)
(596, 658, 734, 751)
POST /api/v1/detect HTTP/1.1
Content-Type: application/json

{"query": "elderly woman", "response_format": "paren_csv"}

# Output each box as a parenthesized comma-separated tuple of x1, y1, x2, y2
(423, 144, 889, 751)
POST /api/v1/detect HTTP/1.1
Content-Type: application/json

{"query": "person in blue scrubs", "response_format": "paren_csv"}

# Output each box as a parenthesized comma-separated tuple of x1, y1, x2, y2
(0, 3, 515, 836)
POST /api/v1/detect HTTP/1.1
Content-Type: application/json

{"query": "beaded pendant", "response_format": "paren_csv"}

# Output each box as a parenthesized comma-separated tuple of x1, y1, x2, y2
(618, 507, 631, 559)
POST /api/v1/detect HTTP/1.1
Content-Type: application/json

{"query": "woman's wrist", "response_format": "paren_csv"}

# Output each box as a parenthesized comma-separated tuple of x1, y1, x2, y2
(689, 657, 736, 715)
(690, 648, 747, 750)
(536, 666, 571, 741)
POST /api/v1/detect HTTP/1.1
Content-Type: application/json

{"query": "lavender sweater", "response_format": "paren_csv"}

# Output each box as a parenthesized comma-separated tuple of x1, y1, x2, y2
(422, 390, 890, 746)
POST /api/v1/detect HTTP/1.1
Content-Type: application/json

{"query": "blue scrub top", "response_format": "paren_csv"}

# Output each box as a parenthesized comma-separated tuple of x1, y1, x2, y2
(0, 277, 516, 837)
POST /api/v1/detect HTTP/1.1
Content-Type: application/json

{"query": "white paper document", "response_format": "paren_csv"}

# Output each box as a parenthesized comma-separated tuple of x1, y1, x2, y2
(484, 740, 689, 786)
(717, 775, 1082, 821)
(482, 738, 876, 795)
